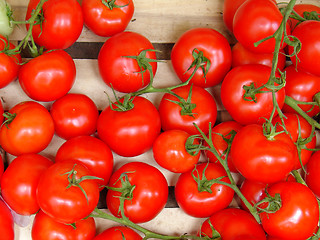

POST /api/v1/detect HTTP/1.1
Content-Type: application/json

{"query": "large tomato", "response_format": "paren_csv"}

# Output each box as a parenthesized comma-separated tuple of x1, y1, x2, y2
(26, 0, 83, 50)
(0, 101, 55, 156)
(18, 50, 76, 102)
(106, 161, 168, 223)
(171, 28, 232, 88)
(306, 151, 320, 199)
(290, 4, 320, 30)
(97, 96, 161, 157)
(82, 0, 134, 37)
(98, 31, 157, 93)
(0, 199, 14, 240)
(93, 226, 142, 240)
(222, 0, 247, 32)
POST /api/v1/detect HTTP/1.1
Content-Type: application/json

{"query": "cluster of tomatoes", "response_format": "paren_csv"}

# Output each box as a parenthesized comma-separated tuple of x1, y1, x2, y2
(0, 0, 320, 239)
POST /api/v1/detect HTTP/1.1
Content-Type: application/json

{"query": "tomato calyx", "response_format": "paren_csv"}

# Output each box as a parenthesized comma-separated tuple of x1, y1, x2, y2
(101, 0, 130, 10)
(1, 112, 16, 129)
(256, 191, 282, 214)
(289, 9, 320, 25)
(107, 172, 136, 203)
(185, 48, 211, 83)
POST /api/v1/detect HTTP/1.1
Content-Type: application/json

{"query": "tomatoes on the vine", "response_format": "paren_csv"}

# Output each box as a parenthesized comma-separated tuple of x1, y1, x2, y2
(290, 4, 320, 30)
(306, 151, 320, 199)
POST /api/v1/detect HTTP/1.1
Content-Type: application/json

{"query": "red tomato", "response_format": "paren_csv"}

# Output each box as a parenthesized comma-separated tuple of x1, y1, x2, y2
(171, 28, 232, 88)
(199, 208, 267, 240)
(152, 129, 200, 173)
(93, 226, 142, 240)
(230, 124, 297, 184)
(259, 181, 319, 240)
(0, 101, 55, 156)
(233, 0, 290, 53)
(1, 154, 53, 216)
(0, 98, 3, 124)
(158, 85, 217, 135)
(222, 0, 247, 32)
(204, 120, 243, 173)
(50, 93, 99, 140)
(18, 50, 76, 102)
(32, 210, 96, 240)
(290, 4, 320, 30)
(55, 135, 114, 188)
(26, 0, 83, 50)
(281, 64, 320, 117)
(306, 151, 320, 199)
(0, 35, 21, 89)
(289, 20, 320, 77)
(0, 154, 3, 182)
(0, 199, 14, 240)
(37, 161, 100, 224)
(98, 31, 157, 93)
(175, 162, 234, 218)
(97, 96, 161, 157)
(220, 64, 285, 125)
(106, 161, 168, 223)
(82, 0, 134, 37)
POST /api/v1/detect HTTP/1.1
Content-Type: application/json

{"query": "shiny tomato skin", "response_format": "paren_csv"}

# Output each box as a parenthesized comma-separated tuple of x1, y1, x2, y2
(171, 28, 232, 88)
(1, 154, 53, 216)
(32, 210, 96, 240)
(306, 151, 320, 199)
(222, 0, 247, 32)
(55, 135, 114, 188)
(98, 31, 157, 93)
(0, 199, 14, 240)
(26, 0, 83, 50)
(259, 181, 319, 240)
(175, 162, 234, 218)
(0, 154, 3, 182)
(106, 161, 168, 223)
(158, 85, 217, 135)
(82, 0, 134, 37)
(290, 4, 320, 30)
(50, 93, 99, 140)
(97, 96, 161, 157)
(93, 226, 142, 240)
(0, 101, 55, 156)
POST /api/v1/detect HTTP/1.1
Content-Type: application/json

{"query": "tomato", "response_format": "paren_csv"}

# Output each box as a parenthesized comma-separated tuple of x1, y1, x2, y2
(290, 4, 320, 30)
(220, 64, 285, 125)
(26, 0, 83, 50)
(1, 153, 53, 216)
(93, 226, 142, 240)
(171, 28, 232, 88)
(106, 161, 168, 223)
(97, 96, 161, 157)
(199, 208, 266, 240)
(0, 199, 14, 240)
(175, 162, 234, 218)
(32, 210, 96, 240)
(37, 161, 100, 224)
(233, 0, 290, 54)
(0, 0, 13, 37)
(222, 0, 247, 32)
(259, 181, 319, 240)
(204, 120, 243, 173)
(50, 93, 99, 140)
(231, 42, 286, 70)
(152, 129, 200, 173)
(18, 50, 76, 102)
(289, 20, 320, 77)
(0, 35, 21, 89)
(281, 64, 320, 117)
(0, 153, 3, 182)
(158, 85, 217, 135)
(231, 124, 297, 184)
(82, 0, 134, 37)
(98, 31, 157, 93)
(0, 101, 55, 156)
(55, 135, 114, 188)
(306, 151, 320, 199)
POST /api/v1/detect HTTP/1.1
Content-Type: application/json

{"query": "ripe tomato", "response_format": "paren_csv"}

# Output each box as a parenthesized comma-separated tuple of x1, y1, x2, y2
(98, 31, 157, 93)
(0, 101, 55, 156)
(0, 199, 14, 240)
(32, 210, 96, 240)
(18, 50, 76, 102)
(0, 35, 21, 89)
(306, 151, 320, 199)
(231, 124, 297, 184)
(97, 96, 161, 157)
(93, 226, 142, 240)
(82, 0, 134, 37)
(171, 28, 232, 88)
(50, 93, 99, 140)
(37, 161, 100, 224)
(55, 135, 114, 188)
(26, 0, 83, 50)
(1, 153, 53, 216)
(158, 85, 217, 135)
(222, 0, 247, 32)
(106, 161, 168, 223)
(233, 0, 290, 53)
(290, 4, 320, 30)
(152, 129, 200, 173)
(175, 162, 234, 218)
(0, 154, 3, 182)
(259, 181, 319, 240)
(220, 64, 285, 125)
